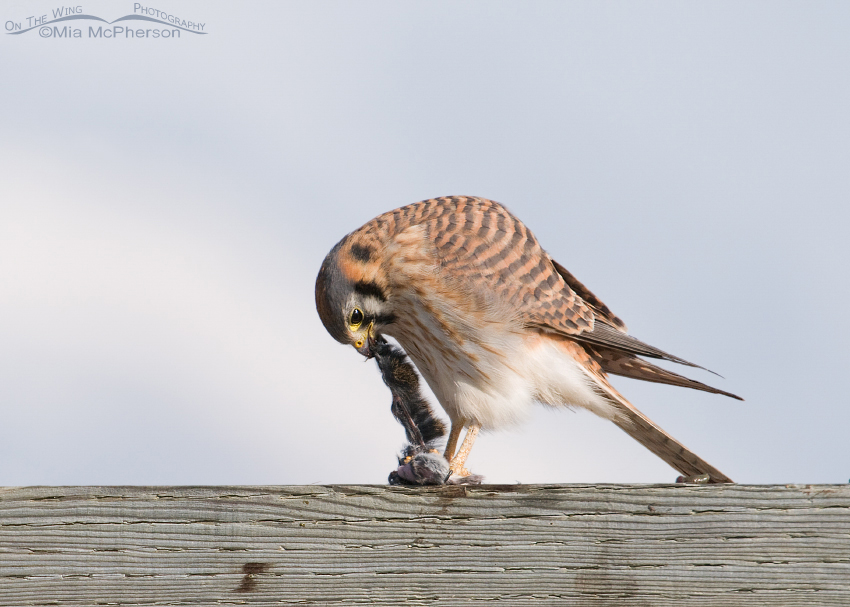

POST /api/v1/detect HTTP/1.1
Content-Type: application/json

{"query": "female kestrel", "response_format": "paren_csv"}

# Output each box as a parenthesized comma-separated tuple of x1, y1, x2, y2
(316, 196, 740, 483)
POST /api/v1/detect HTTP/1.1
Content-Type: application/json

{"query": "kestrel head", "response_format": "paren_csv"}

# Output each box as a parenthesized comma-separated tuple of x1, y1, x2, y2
(315, 236, 395, 358)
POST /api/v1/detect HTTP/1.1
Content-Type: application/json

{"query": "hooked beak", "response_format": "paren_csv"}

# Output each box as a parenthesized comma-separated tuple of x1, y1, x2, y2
(353, 323, 376, 358)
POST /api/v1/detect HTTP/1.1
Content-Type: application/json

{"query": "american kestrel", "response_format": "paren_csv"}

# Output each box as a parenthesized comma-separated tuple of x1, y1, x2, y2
(316, 196, 740, 483)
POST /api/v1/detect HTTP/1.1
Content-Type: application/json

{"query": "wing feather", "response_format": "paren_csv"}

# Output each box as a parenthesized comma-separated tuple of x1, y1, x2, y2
(588, 346, 742, 400)
(372, 196, 726, 378)
(550, 259, 627, 331)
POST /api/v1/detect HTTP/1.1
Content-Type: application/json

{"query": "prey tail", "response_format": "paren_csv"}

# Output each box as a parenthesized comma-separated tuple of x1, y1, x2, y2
(373, 339, 447, 445)
(589, 347, 743, 401)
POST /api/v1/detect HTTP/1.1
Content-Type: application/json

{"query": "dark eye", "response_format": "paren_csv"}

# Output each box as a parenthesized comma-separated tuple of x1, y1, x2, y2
(350, 308, 364, 328)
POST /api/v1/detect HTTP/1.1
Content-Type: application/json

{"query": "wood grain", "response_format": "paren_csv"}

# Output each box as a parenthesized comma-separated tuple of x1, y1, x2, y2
(1, 484, 848, 605)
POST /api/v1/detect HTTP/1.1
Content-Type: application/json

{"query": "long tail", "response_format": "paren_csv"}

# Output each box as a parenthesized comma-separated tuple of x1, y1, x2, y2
(605, 386, 733, 483)
(567, 343, 735, 483)
(611, 400, 733, 483)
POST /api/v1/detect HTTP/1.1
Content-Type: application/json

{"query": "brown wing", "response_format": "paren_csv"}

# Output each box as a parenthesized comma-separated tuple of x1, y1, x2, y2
(588, 346, 742, 400)
(550, 259, 627, 332)
(360, 196, 713, 372)
(380, 197, 705, 366)
(409, 196, 599, 335)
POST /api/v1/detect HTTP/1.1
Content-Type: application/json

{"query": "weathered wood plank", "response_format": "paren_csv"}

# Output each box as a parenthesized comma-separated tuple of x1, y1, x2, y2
(1, 484, 848, 606)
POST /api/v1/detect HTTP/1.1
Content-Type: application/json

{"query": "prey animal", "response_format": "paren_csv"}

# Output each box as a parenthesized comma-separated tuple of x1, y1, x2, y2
(316, 196, 741, 482)
(372, 336, 482, 485)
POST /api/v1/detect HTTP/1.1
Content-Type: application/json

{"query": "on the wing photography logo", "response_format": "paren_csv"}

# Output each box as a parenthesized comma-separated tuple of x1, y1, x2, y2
(5, 4, 206, 39)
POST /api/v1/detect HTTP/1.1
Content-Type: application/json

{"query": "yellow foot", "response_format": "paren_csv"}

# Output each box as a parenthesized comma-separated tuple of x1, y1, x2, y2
(448, 424, 480, 476)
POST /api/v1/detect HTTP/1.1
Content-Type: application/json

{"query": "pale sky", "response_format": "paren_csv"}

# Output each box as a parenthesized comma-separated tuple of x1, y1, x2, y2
(1, 1, 848, 485)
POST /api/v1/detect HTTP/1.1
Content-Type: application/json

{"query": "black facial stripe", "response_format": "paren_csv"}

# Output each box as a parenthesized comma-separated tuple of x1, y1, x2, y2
(354, 280, 387, 302)
(350, 244, 374, 263)
(373, 312, 397, 326)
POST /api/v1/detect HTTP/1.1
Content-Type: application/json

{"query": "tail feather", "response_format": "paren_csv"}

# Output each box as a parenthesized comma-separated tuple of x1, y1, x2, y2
(612, 403, 734, 483)
(567, 344, 734, 483)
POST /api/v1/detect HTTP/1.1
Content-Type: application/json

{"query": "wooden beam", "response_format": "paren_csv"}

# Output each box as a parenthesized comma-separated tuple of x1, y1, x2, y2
(1, 484, 849, 605)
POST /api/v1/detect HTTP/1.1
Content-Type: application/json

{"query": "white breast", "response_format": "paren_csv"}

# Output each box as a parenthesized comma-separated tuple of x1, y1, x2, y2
(387, 301, 619, 430)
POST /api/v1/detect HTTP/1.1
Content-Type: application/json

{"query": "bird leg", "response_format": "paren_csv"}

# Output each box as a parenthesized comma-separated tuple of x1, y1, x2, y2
(443, 422, 464, 462)
(449, 424, 480, 477)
